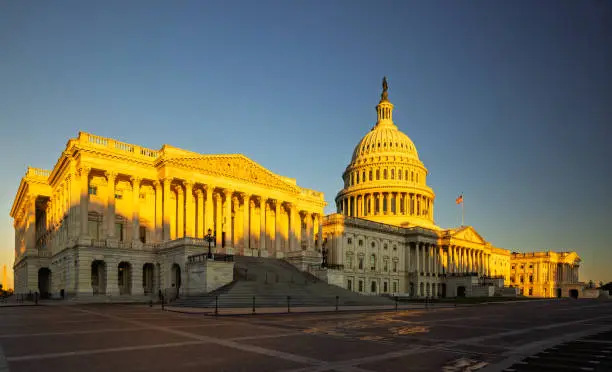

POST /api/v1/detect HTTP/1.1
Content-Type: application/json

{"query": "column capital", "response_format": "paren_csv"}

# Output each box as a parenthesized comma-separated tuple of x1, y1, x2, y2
(283, 201, 294, 209)
(201, 184, 212, 192)
(215, 193, 222, 201)
(183, 180, 194, 189)
(249, 199, 256, 208)
(173, 185, 183, 194)
(269, 198, 278, 208)
(194, 189, 203, 197)
(299, 210, 309, 218)
(104, 171, 118, 180)
(238, 191, 249, 201)
(152, 180, 161, 189)
(77, 166, 91, 177)
(161, 177, 173, 184)
(130, 176, 142, 186)
(222, 188, 233, 197)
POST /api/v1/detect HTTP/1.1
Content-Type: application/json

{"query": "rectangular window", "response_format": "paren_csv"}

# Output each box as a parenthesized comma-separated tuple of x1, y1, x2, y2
(384, 261, 388, 272)
(88, 186, 97, 195)
(139, 226, 146, 243)
(347, 238, 352, 244)
(358, 239, 363, 246)
(383, 282, 388, 292)
(115, 223, 124, 241)
(114, 193, 122, 200)
(393, 262, 398, 272)
(358, 280, 363, 292)
(528, 288, 533, 296)
(529, 275, 533, 283)
(347, 280, 352, 291)
(393, 282, 398, 293)
(88, 221, 99, 239)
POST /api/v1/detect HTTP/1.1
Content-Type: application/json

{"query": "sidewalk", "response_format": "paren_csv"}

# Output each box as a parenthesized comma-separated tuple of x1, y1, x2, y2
(164, 303, 447, 315)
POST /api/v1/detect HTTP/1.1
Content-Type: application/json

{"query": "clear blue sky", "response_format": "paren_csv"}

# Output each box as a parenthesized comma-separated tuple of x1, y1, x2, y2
(1, 1, 610, 285)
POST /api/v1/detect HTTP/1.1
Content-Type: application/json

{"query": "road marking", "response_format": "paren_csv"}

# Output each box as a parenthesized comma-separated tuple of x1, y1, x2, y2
(228, 331, 306, 341)
(0, 327, 147, 338)
(5, 341, 208, 362)
(0, 345, 9, 372)
(75, 308, 328, 367)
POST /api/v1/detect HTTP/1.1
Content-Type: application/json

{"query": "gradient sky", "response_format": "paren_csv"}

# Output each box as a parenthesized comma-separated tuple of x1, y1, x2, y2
(1, 1, 610, 287)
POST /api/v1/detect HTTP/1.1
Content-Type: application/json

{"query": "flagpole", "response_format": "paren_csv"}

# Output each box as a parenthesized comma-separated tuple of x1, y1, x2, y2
(461, 198, 464, 227)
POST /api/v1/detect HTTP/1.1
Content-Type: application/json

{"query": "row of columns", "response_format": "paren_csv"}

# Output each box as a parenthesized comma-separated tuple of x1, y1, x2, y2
(553, 263, 578, 283)
(75, 167, 322, 254)
(445, 245, 491, 275)
(338, 192, 433, 220)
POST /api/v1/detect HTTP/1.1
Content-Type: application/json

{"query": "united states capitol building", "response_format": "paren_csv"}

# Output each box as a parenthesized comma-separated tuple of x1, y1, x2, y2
(10, 79, 585, 300)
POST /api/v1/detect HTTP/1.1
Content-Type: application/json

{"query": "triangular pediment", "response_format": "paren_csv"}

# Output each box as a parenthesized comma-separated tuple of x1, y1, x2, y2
(449, 226, 487, 245)
(167, 154, 301, 193)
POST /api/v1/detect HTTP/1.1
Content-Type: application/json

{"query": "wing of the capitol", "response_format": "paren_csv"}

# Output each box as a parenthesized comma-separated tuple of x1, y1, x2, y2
(9, 79, 586, 301)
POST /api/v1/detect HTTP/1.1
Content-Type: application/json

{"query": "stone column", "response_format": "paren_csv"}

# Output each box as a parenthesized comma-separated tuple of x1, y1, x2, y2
(306, 213, 313, 250)
(131, 263, 144, 296)
(79, 166, 91, 237)
(242, 193, 250, 253)
(106, 259, 119, 296)
(215, 193, 222, 247)
(223, 189, 233, 249)
(231, 196, 240, 248)
(105, 171, 117, 239)
(259, 197, 266, 252)
(273, 200, 282, 255)
(395, 192, 400, 215)
(184, 181, 194, 238)
(316, 214, 323, 251)
(195, 189, 203, 238)
(153, 181, 162, 241)
(203, 185, 214, 235)
(176, 186, 184, 239)
(162, 178, 172, 241)
(131, 177, 141, 244)
(377, 194, 382, 215)
(415, 243, 420, 274)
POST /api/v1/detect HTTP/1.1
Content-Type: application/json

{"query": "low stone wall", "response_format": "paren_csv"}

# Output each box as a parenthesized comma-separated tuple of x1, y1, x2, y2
(309, 267, 345, 288)
(185, 259, 234, 296)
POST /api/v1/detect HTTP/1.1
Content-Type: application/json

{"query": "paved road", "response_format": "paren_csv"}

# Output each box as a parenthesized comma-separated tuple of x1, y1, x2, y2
(0, 299, 610, 372)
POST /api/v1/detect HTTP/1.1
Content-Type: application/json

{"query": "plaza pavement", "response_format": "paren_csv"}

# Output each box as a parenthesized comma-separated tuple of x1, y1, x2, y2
(0, 299, 611, 372)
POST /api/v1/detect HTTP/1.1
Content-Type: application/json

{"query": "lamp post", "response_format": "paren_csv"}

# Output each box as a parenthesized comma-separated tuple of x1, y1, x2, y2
(204, 228, 214, 258)
(321, 243, 328, 268)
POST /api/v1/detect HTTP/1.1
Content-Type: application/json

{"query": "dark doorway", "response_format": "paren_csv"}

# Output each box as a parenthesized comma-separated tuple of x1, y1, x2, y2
(38, 268, 51, 299)
(457, 286, 466, 298)
(556, 288, 562, 298)
(569, 289, 579, 299)
(171, 263, 181, 300)
(441, 283, 447, 298)
(118, 262, 132, 295)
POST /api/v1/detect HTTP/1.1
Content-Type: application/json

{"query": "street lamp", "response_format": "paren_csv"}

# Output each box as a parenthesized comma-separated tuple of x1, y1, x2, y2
(204, 228, 214, 258)
(321, 242, 328, 268)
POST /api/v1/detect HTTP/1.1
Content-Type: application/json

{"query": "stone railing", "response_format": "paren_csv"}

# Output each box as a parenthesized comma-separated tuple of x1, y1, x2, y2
(26, 167, 51, 179)
(78, 132, 160, 160)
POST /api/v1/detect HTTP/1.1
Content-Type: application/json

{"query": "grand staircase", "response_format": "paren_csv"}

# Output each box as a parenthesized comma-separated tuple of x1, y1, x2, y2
(171, 256, 394, 308)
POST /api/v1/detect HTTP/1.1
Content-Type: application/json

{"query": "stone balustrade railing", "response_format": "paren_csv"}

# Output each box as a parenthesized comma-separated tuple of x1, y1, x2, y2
(79, 132, 159, 160)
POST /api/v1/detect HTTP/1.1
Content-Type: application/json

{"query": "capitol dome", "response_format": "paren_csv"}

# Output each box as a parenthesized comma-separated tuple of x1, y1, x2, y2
(335, 77, 438, 229)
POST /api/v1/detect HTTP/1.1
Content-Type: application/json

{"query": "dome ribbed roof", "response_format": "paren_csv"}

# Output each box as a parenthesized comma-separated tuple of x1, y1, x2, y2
(351, 123, 419, 162)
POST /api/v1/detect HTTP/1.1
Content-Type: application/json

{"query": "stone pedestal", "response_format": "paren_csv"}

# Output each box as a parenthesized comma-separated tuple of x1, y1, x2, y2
(185, 259, 234, 296)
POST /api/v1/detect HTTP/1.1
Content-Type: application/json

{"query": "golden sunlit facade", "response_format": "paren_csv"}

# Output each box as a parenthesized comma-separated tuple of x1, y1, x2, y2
(10, 133, 325, 297)
(322, 78, 581, 298)
(10, 78, 584, 300)
(509, 252, 581, 297)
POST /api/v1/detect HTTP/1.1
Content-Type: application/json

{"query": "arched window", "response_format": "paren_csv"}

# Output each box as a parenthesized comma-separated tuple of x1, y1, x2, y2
(362, 171, 366, 182)
(391, 169, 395, 179)
(371, 281, 377, 293)
(383, 169, 388, 179)
(416, 173, 419, 183)
(411, 172, 414, 182)
(370, 254, 376, 270)
(376, 169, 380, 180)
(405, 170, 409, 180)
(398, 170, 402, 180)
(358, 257, 364, 270)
